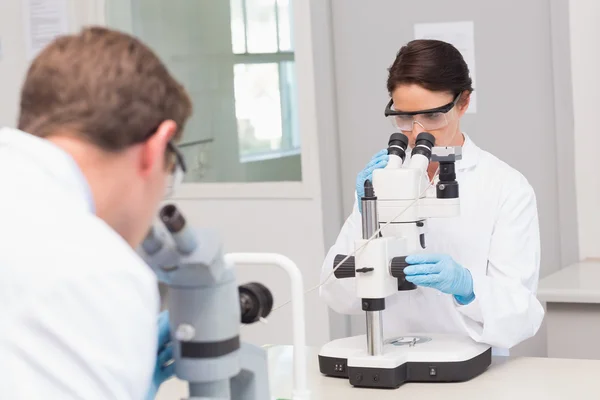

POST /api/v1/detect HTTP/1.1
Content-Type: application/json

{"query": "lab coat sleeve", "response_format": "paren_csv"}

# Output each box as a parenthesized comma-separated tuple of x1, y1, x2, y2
(455, 176, 544, 349)
(319, 198, 365, 315)
(9, 266, 158, 400)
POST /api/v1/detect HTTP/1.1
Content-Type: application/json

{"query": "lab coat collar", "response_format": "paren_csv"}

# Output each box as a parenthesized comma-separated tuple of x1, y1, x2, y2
(456, 132, 481, 171)
(0, 127, 96, 214)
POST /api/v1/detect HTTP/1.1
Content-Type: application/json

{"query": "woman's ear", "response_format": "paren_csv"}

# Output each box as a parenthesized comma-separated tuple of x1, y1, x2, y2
(457, 91, 471, 117)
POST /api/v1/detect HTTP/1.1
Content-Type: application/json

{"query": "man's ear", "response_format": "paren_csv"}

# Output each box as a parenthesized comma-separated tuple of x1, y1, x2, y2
(140, 120, 177, 176)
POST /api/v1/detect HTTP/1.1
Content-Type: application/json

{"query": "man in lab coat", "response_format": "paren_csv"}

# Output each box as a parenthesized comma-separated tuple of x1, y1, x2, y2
(0, 27, 192, 399)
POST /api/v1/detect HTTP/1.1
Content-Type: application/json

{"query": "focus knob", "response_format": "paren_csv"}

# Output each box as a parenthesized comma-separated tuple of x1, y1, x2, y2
(239, 282, 273, 324)
(390, 256, 417, 291)
(333, 254, 355, 279)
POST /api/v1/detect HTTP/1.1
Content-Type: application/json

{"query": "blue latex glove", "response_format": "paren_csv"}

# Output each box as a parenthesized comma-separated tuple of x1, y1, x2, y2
(404, 254, 475, 305)
(146, 310, 175, 400)
(356, 149, 388, 212)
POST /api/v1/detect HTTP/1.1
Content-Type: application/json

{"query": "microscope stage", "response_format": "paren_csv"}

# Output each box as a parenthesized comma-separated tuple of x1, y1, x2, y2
(318, 333, 491, 389)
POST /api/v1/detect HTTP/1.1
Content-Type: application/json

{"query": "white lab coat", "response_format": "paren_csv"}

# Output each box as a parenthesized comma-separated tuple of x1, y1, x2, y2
(320, 133, 544, 353)
(0, 128, 159, 399)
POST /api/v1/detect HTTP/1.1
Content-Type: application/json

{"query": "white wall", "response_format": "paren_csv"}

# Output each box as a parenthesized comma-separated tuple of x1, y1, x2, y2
(107, 0, 301, 184)
(570, 0, 600, 260)
(164, 0, 331, 346)
(0, 0, 331, 346)
(0, 0, 29, 127)
(108, 0, 331, 346)
(172, 198, 329, 346)
(322, 0, 579, 358)
(5, 0, 595, 354)
(0, 0, 104, 127)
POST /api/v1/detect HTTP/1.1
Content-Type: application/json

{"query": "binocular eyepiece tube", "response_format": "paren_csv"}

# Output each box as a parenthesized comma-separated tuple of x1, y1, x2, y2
(408, 132, 436, 171)
(141, 225, 163, 255)
(159, 204, 198, 255)
(387, 133, 409, 169)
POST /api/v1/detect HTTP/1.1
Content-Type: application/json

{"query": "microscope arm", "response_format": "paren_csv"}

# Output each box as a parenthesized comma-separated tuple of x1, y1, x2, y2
(225, 253, 310, 400)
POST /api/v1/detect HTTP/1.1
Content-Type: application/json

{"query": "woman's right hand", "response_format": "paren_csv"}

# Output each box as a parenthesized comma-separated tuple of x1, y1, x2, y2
(355, 149, 388, 212)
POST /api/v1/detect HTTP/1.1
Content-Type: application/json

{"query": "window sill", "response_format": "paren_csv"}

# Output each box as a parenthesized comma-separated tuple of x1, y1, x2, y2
(239, 148, 301, 163)
(168, 181, 313, 200)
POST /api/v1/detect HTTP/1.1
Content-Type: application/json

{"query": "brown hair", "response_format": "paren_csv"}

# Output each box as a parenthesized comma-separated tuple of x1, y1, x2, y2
(387, 39, 474, 98)
(18, 26, 192, 152)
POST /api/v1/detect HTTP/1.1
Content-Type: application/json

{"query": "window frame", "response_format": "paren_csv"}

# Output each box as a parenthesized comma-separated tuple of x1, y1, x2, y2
(105, 0, 319, 199)
(232, 0, 300, 164)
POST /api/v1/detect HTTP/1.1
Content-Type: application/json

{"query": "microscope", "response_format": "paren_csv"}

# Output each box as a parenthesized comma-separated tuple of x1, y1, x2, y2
(138, 204, 272, 399)
(139, 204, 310, 400)
(318, 132, 491, 389)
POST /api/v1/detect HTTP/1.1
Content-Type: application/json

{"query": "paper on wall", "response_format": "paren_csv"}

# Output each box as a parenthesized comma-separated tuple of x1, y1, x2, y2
(23, 0, 70, 61)
(414, 21, 477, 114)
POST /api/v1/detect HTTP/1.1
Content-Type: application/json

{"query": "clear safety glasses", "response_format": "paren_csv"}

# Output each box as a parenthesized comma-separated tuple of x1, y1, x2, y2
(140, 125, 187, 198)
(164, 141, 187, 198)
(384, 93, 461, 132)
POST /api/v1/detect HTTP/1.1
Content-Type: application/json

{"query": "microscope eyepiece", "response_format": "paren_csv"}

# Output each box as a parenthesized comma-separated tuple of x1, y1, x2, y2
(141, 226, 164, 255)
(159, 204, 198, 254)
(160, 204, 186, 233)
(388, 132, 409, 148)
(415, 132, 435, 148)
(411, 132, 435, 160)
(387, 132, 409, 161)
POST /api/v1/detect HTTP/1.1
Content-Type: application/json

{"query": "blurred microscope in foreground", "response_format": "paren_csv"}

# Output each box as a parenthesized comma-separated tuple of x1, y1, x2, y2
(139, 204, 310, 400)
(318, 132, 491, 388)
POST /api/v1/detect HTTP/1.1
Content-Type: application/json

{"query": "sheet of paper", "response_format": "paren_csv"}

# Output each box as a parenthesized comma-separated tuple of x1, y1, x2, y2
(414, 21, 477, 114)
(23, 0, 70, 61)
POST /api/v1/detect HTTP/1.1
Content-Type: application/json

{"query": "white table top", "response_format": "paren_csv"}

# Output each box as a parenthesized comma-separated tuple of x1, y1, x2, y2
(157, 345, 600, 399)
(537, 261, 600, 303)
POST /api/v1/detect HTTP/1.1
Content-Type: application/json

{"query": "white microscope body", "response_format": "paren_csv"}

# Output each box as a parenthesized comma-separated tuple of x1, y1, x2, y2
(318, 132, 491, 389)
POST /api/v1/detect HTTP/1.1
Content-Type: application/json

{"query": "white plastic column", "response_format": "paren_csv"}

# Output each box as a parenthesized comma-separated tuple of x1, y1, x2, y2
(224, 253, 310, 400)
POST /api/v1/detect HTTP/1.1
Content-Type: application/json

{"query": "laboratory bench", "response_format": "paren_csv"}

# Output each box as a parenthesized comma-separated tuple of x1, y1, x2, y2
(157, 345, 600, 399)
(537, 260, 600, 359)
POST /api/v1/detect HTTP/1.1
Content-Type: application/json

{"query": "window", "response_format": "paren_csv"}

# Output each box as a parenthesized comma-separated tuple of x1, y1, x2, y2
(230, 0, 300, 163)
(105, 0, 302, 183)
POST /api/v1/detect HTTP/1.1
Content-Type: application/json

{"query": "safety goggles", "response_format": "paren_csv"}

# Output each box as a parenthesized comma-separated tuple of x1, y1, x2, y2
(384, 93, 461, 132)
(140, 126, 187, 198)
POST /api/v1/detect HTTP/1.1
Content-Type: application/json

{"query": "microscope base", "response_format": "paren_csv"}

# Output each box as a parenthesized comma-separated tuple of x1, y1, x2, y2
(318, 333, 491, 389)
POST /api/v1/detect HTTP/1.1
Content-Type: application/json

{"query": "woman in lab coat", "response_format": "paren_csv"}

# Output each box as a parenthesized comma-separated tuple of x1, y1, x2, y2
(320, 39, 543, 353)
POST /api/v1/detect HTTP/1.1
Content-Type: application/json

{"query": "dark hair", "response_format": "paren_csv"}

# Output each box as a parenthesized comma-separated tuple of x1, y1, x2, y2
(19, 26, 192, 152)
(387, 39, 474, 97)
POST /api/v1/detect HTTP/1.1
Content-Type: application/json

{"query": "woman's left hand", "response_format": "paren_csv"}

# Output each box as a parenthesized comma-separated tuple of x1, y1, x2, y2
(404, 254, 475, 305)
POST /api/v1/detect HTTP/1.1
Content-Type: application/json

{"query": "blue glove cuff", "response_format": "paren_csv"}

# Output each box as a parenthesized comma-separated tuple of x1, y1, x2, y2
(454, 268, 475, 305)
(454, 292, 475, 305)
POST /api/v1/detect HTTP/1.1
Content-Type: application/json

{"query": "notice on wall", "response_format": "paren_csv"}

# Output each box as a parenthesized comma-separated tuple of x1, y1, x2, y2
(414, 21, 477, 114)
(23, 0, 70, 60)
